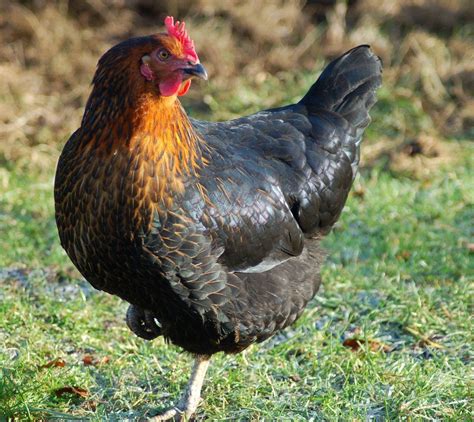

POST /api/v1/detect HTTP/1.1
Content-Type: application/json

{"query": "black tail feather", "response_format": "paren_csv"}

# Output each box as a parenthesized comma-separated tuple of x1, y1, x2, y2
(300, 45, 382, 131)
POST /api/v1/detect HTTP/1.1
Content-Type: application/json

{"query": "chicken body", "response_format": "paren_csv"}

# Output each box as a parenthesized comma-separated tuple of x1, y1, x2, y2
(54, 30, 381, 418)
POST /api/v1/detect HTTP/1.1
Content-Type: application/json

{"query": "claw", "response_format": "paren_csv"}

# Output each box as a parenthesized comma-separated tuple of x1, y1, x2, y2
(148, 406, 182, 421)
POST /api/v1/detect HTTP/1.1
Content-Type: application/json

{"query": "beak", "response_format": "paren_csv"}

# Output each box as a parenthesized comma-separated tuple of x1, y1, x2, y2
(183, 63, 208, 81)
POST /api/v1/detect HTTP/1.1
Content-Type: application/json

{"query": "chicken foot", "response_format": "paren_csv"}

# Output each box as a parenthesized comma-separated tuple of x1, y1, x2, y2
(126, 305, 162, 340)
(149, 355, 211, 421)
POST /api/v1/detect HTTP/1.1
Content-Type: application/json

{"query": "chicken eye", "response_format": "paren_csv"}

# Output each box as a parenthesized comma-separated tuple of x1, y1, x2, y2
(157, 49, 170, 60)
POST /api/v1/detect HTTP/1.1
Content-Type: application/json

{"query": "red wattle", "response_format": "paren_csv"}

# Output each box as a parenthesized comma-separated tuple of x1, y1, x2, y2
(159, 75, 182, 97)
(178, 80, 191, 96)
(159, 73, 191, 97)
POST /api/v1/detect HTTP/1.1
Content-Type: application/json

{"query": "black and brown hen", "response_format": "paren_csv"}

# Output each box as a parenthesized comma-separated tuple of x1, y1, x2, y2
(54, 16, 382, 420)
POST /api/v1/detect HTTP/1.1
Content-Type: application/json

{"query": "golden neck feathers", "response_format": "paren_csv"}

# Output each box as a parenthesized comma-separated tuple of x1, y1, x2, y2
(77, 84, 203, 202)
(130, 93, 202, 178)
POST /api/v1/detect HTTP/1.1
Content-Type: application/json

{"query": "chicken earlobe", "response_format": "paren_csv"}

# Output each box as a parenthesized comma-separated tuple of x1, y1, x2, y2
(149, 355, 211, 421)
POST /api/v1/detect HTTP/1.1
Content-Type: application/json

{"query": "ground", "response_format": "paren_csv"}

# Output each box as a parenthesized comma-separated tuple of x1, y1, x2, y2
(1, 0, 473, 420)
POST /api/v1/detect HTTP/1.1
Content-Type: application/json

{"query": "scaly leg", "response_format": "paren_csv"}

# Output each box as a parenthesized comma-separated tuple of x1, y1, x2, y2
(150, 355, 211, 421)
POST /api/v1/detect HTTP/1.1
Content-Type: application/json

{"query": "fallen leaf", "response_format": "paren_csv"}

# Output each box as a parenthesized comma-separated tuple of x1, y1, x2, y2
(369, 340, 391, 352)
(343, 338, 361, 351)
(82, 354, 110, 366)
(343, 338, 391, 352)
(82, 354, 95, 366)
(40, 358, 66, 369)
(54, 386, 89, 399)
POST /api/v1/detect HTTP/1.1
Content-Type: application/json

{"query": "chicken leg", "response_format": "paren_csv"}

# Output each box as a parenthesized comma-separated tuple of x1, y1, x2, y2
(150, 355, 211, 421)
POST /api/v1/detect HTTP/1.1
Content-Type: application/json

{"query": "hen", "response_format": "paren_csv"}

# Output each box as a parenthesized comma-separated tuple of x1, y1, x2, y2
(54, 16, 382, 420)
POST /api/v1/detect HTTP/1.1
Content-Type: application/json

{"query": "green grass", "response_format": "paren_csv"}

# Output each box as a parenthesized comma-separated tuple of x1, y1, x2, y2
(1, 142, 472, 420)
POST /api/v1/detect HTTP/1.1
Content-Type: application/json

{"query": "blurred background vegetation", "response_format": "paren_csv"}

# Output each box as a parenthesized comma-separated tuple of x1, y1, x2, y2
(0, 0, 473, 420)
(1, 0, 472, 174)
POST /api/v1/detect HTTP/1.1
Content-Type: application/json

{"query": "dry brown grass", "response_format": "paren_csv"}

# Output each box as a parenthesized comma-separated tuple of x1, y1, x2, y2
(1, 0, 472, 172)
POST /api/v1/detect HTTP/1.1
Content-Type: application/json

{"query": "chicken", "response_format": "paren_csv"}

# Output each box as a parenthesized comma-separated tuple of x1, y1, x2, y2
(54, 16, 382, 420)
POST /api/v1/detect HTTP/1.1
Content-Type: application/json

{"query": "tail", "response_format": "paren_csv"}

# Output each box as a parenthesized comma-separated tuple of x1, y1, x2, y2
(300, 45, 382, 133)
(290, 46, 382, 234)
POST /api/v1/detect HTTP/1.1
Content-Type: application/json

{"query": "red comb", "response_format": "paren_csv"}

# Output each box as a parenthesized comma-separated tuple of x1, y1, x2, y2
(164, 16, 199, 63)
